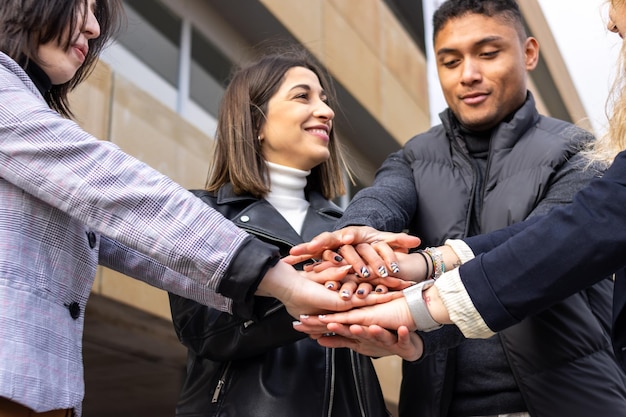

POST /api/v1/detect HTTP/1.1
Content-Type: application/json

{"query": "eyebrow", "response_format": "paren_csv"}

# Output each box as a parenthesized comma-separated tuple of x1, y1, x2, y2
(436, 35, 504, 56)
(288, 84, 326, 96)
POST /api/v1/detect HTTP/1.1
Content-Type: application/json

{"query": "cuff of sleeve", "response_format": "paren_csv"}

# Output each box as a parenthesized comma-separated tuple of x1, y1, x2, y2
(414, 325, 466, 362)
(434, 269, 495, 339)
(444, 239, 475, 264)
(218, 236, 280, 319)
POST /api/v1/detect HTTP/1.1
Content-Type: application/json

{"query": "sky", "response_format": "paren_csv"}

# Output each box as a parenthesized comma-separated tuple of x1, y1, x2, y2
(537, 0, 622, 136)
(423, 0, 623, 136)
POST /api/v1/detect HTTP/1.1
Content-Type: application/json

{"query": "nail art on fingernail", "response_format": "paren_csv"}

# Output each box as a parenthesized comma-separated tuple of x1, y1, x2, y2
(357, 289, 365, 295)
(293, 321, 302, 326)
(360, 266, 370, 278)
(326, 282, 335, 289)
(390, 262, 400, 274)
(378, 266, 388, 277)
(334, 255, 343, 262)
(300, 314, 309, 319)
(375, 287, 383, 293)
(341, 290, 351, 299)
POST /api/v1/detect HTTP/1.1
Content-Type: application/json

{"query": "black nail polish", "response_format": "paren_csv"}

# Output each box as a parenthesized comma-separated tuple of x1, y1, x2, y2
(334, 255, 343, 262)
(357, 289, 365, 295)
(360, 266, 370, 278)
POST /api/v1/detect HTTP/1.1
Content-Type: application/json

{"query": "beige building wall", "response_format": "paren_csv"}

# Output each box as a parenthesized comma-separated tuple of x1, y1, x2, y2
(262, 0, 430, 145)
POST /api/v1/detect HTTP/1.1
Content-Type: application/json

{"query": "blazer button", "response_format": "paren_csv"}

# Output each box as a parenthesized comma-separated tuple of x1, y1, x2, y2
(240, 215, 250, 223)
(86, 232, 97, 248)
(68, 302, 81, 320)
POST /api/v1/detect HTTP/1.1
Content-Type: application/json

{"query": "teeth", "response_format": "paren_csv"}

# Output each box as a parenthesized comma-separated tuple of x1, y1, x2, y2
(308, 129, 327, 135)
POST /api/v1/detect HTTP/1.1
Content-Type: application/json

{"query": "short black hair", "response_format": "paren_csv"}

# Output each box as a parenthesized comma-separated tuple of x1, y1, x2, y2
(432, 0, 527, 42)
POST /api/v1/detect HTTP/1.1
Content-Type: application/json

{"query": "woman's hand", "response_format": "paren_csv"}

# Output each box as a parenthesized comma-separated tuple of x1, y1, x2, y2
(256, 260, 406, 318)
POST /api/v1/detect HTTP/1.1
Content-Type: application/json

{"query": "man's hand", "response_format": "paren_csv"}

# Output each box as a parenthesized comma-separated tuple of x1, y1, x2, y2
(294, 317, 424, 361)
(285, 226, 421, 280)
(287, 226, 420, 262)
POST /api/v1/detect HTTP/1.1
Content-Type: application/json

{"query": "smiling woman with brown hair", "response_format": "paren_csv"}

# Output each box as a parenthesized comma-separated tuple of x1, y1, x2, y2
(168, 48, 391, 417)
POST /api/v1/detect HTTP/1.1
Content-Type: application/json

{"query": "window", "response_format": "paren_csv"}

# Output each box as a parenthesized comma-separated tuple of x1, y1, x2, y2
(100, 0, 235, 135)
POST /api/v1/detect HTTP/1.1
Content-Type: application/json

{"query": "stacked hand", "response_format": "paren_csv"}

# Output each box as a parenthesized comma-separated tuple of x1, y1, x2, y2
(283, 226, 428, 361)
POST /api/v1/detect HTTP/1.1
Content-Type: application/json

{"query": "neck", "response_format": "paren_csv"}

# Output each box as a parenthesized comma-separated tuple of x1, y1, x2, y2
(265, 161, 311, 234)
(24, 61, 52, 96)
(266, 161, 310, 199)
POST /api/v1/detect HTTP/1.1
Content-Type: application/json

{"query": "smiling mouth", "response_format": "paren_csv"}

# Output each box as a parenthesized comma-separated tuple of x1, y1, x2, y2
(307, 128, 329, 135)
(73, 45, 88, 62)
(461, 93, 489, 105)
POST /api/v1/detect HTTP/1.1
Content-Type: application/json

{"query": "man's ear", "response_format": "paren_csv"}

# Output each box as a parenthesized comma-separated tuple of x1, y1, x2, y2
(525, 37, 540, 71)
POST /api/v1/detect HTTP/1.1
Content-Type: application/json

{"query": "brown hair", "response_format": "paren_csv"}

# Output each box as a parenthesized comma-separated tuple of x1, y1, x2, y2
(0, 0, 125, 117)
(206, 47, 347, 200)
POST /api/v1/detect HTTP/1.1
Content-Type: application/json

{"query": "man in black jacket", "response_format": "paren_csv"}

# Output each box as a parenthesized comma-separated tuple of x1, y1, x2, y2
(328, 0, 626, 416)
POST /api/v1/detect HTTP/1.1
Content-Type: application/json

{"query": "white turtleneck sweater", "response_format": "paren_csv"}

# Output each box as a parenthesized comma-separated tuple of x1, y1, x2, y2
(264, 161, 311, 234)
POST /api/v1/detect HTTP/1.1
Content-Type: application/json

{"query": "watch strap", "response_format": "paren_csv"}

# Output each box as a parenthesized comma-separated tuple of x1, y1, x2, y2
(404, 279, 443, 332)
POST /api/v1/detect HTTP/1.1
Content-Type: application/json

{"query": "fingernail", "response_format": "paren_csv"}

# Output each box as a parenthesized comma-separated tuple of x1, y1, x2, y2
(378, 266, 388, 277)
(293, 321, 302, 326)
(390, 262, 400, 274)
(357, 289, 365, 295)
(360, 266, 370, 278)
(318, 315, 326, 319)
(375, 287, 384, 293)
(326, 282, 335, 289)
(341, 290, 351, 299)
(300, 314, 309, 319)
(334, 255, 343, 262)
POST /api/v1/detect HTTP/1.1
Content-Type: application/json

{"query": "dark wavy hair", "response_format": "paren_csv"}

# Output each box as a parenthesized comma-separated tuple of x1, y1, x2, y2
(0, 0, 125, 117)
(206, 46, 347, 200)
(433, 0, 527, 42)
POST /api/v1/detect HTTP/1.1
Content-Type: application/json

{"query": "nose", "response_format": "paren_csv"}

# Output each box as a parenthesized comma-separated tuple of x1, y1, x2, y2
(84, 8, 101, 39)
(608, 19, 619, 34)
(315, 99, 335, 122)
(460, 59, 481, 86)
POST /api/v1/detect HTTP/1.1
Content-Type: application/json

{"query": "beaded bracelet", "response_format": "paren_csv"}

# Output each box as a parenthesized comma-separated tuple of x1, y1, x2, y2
(415, 250, 431, 282)
(424, 247, 445, 279)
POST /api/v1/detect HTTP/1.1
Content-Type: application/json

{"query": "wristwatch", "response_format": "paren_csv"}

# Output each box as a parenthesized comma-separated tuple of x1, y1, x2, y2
(403, 279, 443, 332)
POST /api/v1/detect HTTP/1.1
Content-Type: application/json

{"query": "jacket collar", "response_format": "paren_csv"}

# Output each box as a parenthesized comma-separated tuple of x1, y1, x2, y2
(215, 183, 342, 244)
(440, 91, 540, 152)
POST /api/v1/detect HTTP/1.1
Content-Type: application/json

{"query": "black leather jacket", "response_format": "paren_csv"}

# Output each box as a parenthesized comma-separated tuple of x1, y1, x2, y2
(169, 186, 390, 417)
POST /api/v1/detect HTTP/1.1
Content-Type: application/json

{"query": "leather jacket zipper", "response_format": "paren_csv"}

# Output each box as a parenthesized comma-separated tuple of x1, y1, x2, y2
(238, 224, 296, 249)
(243, 302, 284, 328)
(327, 348, 335, 417)
(211, 362, 231, 403)
(349, 350, 367, 417)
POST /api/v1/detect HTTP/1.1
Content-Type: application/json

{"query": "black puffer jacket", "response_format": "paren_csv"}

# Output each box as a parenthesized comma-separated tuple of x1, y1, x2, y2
(336, 94, 626, 417)
(169, 186, 390, 417)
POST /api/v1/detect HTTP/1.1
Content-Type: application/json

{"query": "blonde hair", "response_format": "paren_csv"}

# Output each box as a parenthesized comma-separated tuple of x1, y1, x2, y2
(589, 1, 626, 165)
